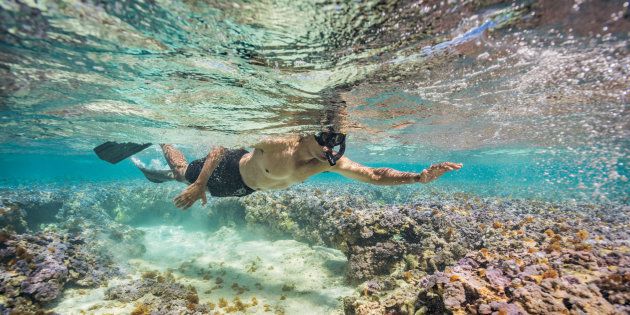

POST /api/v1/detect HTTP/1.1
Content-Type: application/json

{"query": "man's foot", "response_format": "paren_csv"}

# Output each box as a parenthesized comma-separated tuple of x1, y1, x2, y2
(131, 157, 176, 183)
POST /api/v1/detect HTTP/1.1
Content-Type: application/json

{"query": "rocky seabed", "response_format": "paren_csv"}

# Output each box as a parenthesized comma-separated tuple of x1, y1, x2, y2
(1, 183, 628, 314)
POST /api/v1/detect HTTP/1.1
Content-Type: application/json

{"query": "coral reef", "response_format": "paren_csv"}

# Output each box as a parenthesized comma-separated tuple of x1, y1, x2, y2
(1, 183, 628, 314)
(337, 197, 630, 314)
(0, 184, 182, 260)
(237, 186, 629, 314)
(0, 185, 152, 314)
(0, 230, 117, 313)
(105, 271, 210, 314)
(0, 183, 204, 232)
(0, 201, 28, 234)
(242, 187, 480, 282)
(1, 189, 63, 233)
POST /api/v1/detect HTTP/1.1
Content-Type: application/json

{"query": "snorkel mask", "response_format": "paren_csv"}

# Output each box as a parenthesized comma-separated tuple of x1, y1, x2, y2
(314, 131, 346, 166)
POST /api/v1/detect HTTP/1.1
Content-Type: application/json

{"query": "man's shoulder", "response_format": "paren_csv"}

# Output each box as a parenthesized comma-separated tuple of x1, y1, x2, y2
(254, 135, 300, 148)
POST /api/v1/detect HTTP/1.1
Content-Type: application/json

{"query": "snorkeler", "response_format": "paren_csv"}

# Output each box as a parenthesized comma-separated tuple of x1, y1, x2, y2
(94, 131, 462, 209)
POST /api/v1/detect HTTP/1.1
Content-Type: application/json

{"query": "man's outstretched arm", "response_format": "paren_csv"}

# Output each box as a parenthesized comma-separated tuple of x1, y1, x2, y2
(331, 157, 462, 185)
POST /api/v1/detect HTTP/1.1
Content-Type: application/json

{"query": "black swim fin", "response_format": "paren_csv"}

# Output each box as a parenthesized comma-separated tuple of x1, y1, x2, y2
(93, 141, 152, 164)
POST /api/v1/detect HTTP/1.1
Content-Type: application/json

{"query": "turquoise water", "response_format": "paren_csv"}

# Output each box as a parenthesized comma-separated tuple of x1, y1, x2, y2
(1, 1, 629, 314)
(2, 148, 628, 201)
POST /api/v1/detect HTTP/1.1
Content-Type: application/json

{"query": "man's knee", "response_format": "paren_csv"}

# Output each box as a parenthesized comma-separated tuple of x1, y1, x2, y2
(160, 144, 177, 154)
(210, 146, 227, 157)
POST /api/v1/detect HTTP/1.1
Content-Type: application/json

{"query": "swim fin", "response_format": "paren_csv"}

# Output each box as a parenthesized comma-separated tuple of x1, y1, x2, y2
(93, 141, 152, 164)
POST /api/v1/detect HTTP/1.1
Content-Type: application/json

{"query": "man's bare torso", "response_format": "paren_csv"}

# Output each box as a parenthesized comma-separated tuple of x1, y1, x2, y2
(239, 135, 331, 191)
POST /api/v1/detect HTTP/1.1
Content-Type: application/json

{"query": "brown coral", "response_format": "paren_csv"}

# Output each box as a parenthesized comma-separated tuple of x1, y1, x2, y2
(130, 304, 150, 315)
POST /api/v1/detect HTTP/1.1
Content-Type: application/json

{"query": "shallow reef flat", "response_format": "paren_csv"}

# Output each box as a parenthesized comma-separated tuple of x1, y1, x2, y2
(54, 226, 353, 314)
(0, 182, 628, 314)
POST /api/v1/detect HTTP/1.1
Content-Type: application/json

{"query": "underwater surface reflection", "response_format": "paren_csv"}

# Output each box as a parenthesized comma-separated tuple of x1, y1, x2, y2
(1, 0, 628, 200)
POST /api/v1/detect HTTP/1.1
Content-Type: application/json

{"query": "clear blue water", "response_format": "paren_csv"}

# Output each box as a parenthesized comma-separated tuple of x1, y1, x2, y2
(2, 147, 627, 202)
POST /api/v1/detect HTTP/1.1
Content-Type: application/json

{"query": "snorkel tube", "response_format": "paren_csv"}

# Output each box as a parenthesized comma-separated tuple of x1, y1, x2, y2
(315, 132, 346, 166)
(324, 140, 345, 166)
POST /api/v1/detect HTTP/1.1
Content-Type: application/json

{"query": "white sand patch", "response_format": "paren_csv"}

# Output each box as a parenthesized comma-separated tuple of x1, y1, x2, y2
(53, 225, 354, 314)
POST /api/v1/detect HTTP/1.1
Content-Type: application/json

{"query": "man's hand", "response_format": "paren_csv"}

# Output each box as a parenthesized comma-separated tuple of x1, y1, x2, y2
(174, 182, 207, 210)
(418, 162, 462, 183)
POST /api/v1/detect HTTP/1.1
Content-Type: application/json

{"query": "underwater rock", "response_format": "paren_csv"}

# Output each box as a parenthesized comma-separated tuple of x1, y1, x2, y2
(206, 197, 248, 228)
(0, 200, 28, 233)
(2, 183, 628, 314)
(347, 241, 405, 281)
(240, 186, 479, 282)
(0, 183, 208, 232)
(20, 185, 156, 259)
(0, 231, 117, 313)
(340, 192, 629, 315)
(240, 186, 630, 315)
(105, 272, 209, 314)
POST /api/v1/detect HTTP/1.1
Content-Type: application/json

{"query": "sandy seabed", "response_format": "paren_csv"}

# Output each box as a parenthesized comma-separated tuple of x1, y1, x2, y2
(53, 225, 352, 314)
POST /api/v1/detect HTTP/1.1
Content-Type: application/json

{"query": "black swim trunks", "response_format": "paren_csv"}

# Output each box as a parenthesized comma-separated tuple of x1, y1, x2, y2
(184, 148, 255, 197)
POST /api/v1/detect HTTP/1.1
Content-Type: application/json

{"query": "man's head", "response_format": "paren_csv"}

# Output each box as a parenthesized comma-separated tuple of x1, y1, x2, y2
(314, 131, 346, 166)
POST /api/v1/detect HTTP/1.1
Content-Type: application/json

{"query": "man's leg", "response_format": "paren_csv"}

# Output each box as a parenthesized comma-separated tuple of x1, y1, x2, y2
(160, 144, 189, 182)
(132, 157, 176, 183)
